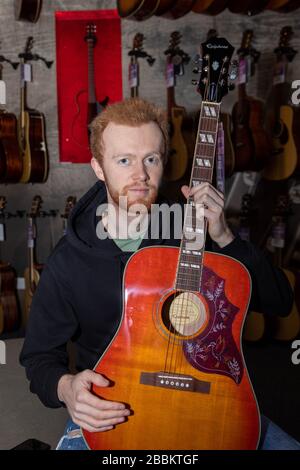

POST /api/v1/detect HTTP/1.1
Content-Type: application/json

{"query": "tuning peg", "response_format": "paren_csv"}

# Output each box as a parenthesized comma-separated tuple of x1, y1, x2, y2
(191, 79, 198, 86)
(192, 66, 201, 74)
(228, 83, 235, 91)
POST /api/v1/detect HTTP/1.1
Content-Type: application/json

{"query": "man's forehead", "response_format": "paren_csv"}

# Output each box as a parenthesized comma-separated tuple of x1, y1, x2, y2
(101, 122, 164, 150)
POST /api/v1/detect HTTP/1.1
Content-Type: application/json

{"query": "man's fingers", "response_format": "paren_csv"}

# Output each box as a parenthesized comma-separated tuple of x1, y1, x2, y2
(74, 402, 130, 421)
(74, 412, 128, 431)
(76, 389, 127, 412)
(74, 419, 114, 433)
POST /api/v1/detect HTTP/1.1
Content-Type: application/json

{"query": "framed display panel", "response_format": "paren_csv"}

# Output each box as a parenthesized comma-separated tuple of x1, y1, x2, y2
(55, 9, 122, 163)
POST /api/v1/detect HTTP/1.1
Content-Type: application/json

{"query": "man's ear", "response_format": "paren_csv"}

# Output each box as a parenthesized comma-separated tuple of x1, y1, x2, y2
(91, 157, 105, 181)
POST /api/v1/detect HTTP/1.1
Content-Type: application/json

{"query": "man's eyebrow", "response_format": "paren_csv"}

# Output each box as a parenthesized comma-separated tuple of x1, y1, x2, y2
(112, 153, 136, 159)
(112, 151, 162, 159)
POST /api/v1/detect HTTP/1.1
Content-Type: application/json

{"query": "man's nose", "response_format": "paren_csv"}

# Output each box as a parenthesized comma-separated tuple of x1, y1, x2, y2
(132, 162, 149, 181)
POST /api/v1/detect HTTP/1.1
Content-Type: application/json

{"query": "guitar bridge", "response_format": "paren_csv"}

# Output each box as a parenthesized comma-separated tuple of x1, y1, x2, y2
(140, 371, 210, 394)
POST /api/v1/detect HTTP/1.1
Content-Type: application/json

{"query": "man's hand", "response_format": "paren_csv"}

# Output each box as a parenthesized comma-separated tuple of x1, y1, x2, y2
(181, 182, 234, 248)
(57, 370, 130, 433)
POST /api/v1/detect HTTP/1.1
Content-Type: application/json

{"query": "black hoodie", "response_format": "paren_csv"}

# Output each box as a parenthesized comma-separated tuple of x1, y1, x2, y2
(20, 181, 293, 408)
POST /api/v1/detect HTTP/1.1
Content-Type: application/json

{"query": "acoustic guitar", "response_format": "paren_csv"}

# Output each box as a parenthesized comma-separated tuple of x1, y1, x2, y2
(0, 63, 23, 183)
(0, 196, 20, 333)
(18, 37, 49, 183)
(14, 0, 42, 23)
(163, 32, 190, 182)
(277, 0, 300, 12)
(232, 30, 271, 172)
(238, 195, 265, 342)
(268, 195, 300, 341)
(117, 0, 160, 20)
(192, 0, 228, 15)
(159, 0, 195, 18)
(82, 35, 260, 450)
(263, 27, 298, 181)
(72, 24, 109, 150)
(228, 0, 270, 14)
(23, 195, 43, 326)
(266, 0, 291, 10)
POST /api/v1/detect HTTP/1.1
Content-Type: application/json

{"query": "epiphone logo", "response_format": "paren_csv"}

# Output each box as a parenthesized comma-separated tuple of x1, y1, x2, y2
(207, 44, 228, 49)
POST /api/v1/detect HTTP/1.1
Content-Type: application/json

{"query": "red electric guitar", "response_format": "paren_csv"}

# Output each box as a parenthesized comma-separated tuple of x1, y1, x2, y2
(82, 35, 260, 450)
(71, 24, 109, 149)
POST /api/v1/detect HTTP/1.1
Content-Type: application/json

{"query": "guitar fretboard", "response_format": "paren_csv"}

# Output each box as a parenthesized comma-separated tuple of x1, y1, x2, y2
(87, 40, 96, 104)
(175, 101, 220, 292)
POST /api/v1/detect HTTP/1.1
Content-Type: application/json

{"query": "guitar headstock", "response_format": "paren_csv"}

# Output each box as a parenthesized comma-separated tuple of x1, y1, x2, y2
(275, 26, 297, 62)
(85, 24, 97, 47)
(237, 30, 260, 64)
(133, 33, 144, 51)
(25, 36, 34, 54)
(196, 36, 234, 103)
(128, 33, 155, 65)
(164, 31, 190, 68)
(61, 196, 76, 220)
(29, 195, 43, 218)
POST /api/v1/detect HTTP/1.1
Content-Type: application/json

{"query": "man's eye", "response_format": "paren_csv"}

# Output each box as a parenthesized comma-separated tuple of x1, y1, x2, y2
(118, 158, 129, 165)
(145, 156, 160, 165)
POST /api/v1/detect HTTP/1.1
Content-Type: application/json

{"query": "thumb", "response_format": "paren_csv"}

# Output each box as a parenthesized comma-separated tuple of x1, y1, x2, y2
(83, 369, 109, 388)
(181, 185, 190, 199)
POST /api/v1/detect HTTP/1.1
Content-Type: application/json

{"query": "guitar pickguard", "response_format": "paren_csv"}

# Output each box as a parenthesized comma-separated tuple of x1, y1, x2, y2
(183, 266, 243, 384)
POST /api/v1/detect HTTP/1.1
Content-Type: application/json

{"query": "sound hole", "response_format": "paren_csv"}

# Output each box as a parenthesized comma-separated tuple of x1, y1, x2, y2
(161, 292, 208, 338)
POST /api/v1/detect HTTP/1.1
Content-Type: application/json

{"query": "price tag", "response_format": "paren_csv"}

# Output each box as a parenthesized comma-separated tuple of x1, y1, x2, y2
(129, 63, 138, 89)
(166, 63, 175, 88)
(0, 80, 6, 105)
(21, 63, 32, 83)
(238, 58, 247, 85)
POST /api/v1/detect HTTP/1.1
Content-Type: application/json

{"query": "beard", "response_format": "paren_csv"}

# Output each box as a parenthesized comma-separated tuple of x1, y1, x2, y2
(105, 179, 159, 213)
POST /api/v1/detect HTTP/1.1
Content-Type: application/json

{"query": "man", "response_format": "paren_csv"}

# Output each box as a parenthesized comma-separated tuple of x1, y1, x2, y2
(20, 98, 299, 450)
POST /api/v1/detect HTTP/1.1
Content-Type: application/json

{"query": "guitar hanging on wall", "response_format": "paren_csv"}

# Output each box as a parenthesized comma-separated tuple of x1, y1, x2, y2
(18, 37, 49, 183)
(0, 196, 20, 333)
(83, 35, 260, 451)
(0, 59, 22, 183)
(231, 29, 271, 172)
(23, 195, 43, 326)
(263, 26, 298, 181)
(71, 23, 109, 150)
(14, 0, 43, 23)
(163, 31, 190, 182)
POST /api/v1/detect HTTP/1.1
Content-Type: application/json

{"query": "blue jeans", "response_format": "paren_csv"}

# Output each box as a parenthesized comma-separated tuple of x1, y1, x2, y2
(56, 415, 300, 450)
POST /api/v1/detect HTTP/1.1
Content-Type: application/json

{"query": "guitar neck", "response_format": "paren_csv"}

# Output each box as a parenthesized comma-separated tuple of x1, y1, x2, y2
(176, 101, 220, 292)
(27, 217, 37, 281)
(167, 86, 176, 118)
(87, 40, 96, 104)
